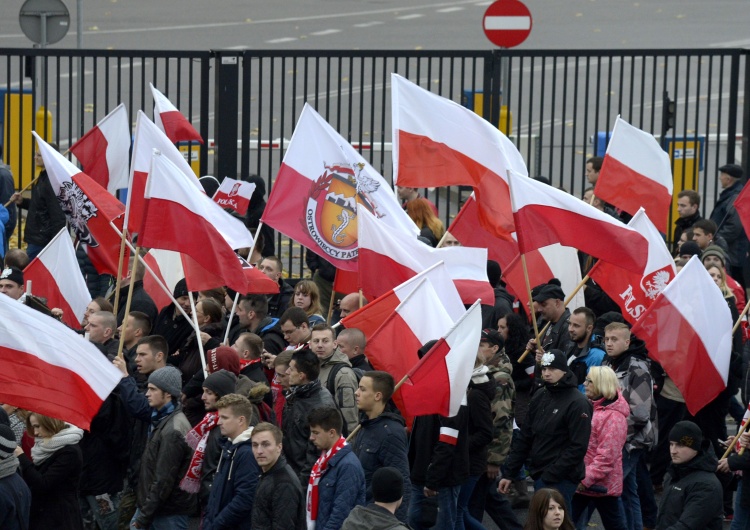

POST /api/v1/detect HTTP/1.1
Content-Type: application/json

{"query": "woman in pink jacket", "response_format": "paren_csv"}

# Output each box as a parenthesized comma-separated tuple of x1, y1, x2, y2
(571, 366, 629, 530)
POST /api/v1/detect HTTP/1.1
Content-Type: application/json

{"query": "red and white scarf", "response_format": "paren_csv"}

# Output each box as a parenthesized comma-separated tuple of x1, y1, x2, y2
(306, 436, 346, 529)
(179, 411, 219, 493)
(239, 357, 262, 371)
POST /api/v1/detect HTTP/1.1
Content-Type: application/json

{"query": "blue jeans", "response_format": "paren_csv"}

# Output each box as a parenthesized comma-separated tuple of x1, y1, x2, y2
(534, 478, 577, 516)
(130, 508, 188, 530)
(732, 481, 750, 530)
(572, 494, 627, 530)
(408, 483, 461, 530)
(25, 243, 44, 261)
(455, 474, 483, 530)
(621, 448, 643, 530)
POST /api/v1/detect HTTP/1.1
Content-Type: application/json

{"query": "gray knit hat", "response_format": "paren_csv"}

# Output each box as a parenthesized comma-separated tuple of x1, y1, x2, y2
(203, 370, 237, 398)
(0, 425, 16, 460)
(148, 366, 182, 398)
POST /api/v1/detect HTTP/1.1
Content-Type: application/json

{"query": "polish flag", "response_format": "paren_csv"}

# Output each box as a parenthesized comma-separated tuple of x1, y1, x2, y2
(509, 170, 649, 275)
(341, 261, 464, 340)
(69, 103, 130, 194)
(24, 228, 91, 329)
(212, 177, 256, 216)
(392, 73, 528, 241)
(33, 132, 127, 277)
(128, 111, 203, 235)
(589, 208, 676, 324)
(142, 249, 183, 311)
(448, 193, 584, 310)
(594, 117, 673, 233)
(139, 152, 249, 294)
(502, 244, 585, 312)
(400, 301, 482, 417)
(0, 292, 123, 430)
(358, 207, 494, 305)
(150, 83, 203, 144)
(263, 104, 417, 272)
(632, 256, 733, 415)
(366, 278, 454, 415)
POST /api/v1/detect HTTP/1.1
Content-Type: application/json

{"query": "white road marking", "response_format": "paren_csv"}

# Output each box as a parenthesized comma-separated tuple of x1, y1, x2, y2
(397, 14, 424, 20)
(310, 29, 341, 36)
(353, 21, 384, 28)
(437, 7, 464, 12)
(266, 37, 297, 43)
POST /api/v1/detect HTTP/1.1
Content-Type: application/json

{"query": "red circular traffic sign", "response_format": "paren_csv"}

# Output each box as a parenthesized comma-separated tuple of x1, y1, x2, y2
(483, 0, 533, 48)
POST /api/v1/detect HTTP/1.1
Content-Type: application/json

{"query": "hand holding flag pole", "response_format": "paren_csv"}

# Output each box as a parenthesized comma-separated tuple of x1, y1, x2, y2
(723, 419, 750, 459)
(733, 299, 750, 335)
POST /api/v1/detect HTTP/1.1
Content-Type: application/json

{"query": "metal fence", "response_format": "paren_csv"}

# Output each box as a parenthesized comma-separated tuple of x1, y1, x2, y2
(0, 47, 746, 276)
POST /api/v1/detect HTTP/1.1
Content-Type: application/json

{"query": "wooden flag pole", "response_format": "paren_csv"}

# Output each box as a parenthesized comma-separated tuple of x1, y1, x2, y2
(112, 228, 129, 317)
(346, 372, 410, 442)
(326, 289, 336, 324)
(435, 230, 450, 248)
(733, 299, 750, 335)
(5, 175, 42, 208)
(223, 292, 240, 345)
(189, 291, 209, 378)
(116, 245, 141, 359)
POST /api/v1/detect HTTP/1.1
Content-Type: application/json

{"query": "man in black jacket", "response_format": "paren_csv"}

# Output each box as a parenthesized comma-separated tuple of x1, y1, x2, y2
(10, 146, 66, 260)
(407, 340, 470, 530)
(710, 163, 748, 285)
(351, 371, 411, 522)
(282, 348, 336, 484)
(153, 278, 194, 356)
(673, 190, 702, 254)
(251, 422, 305, 529)
(499, 349, 592, 511)
(657, 421, 722, 530)
(258, 256, 294, 318)
(227, 294, 286, 354)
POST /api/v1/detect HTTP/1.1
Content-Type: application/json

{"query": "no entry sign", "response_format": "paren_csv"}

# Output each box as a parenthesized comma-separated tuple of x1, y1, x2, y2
(483, 0, 533, 48)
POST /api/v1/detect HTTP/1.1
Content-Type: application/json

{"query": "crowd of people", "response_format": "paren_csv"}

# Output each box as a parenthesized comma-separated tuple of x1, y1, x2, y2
(0, 155, 748, 530)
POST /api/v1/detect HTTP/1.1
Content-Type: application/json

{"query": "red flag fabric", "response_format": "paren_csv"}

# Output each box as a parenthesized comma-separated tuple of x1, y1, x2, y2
(33, 132, 127, 277)
(392, 73, 528, 241)
(509, 170, 649, 275)
(589, 208, 676, 323)
(631, 256, 733, 415)
(150, 83, 203, 144)
(594, 117, 674, 233)
(69, 103, 130, 194)
(139, 152, 249, 294)
(341, 261, 464, 340)
(25, 228, 92, 329)
(212, 177, 256, 216)
(366, 278, 454, 415)
(734, 178, 750, 236)
(400, 302, 482, 417)
(0, 292, 123, 429)
(332, 269, 359, 295)
(263, 104, 417, 272)
(358, 207, 493, 305)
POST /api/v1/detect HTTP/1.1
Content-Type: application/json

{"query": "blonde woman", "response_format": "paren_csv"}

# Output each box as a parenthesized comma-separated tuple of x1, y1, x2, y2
(15, 413, 84, 529)
(572, 366, 629, 530)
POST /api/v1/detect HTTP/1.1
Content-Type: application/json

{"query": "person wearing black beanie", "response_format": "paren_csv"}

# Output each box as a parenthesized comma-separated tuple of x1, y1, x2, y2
(342, 467, 409, 529)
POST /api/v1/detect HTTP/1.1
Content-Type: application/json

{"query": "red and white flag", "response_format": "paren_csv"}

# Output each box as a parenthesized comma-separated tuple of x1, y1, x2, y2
(589, 208, 676, 324)
(358, 207, 494, 305)
(263, 103, 417, 271)
(366, 278, 454, 414)
(400, 301, 482, 417)
(128, 110, 204, 235)
(509, 170, 649, 275)
(142, 249, 184, 311)
(0, 292, 123, 429)
(33, 132, 127, 277)
(392, 73, 528, 241)
(212, 177, 255, 216)
(139, 152, 249, 294)
(341, 261, 464, 339)
(69, 103, 130, 194)
(594, 117, 673, 233)
(632, 256, 733, 415)
(25, 228, 91, 329)
(150, 83, 203, 144)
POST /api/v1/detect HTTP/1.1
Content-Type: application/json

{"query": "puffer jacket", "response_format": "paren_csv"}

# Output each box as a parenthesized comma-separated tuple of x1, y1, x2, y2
(135, 405, 196, 527)
(202, 429, 259, 530)
(503, 371, 592, 484)
(350, 411, 411, 523)
(656, 448, 723, 530)
(251, 455, 305, 530)
(342, 504, 410, 530)
(282, 380, 336, 485)
(314, 443, 366, 530)
(602, 338, 657, 452)
(579, 391, 629, 497)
